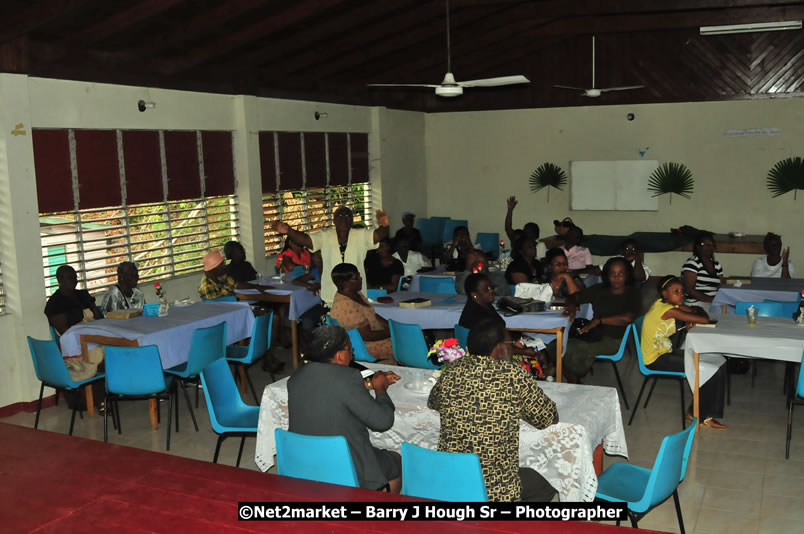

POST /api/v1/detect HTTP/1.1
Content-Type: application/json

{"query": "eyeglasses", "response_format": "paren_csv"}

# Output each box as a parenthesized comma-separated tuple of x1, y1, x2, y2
(623, 247, 637, 252)
(698, 242, 715, 247)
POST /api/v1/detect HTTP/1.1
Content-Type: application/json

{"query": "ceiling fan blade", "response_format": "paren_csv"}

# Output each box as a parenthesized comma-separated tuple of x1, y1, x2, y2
(599, 85, 645, 92)
(553, 85, 587, 91)
(459, 75, 530, 88)
(366, 83, 440, 88)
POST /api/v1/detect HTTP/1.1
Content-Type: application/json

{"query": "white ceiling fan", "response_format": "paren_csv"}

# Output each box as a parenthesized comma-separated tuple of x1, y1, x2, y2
(553, 36, 644, 97)
(367, 0, 530, 98)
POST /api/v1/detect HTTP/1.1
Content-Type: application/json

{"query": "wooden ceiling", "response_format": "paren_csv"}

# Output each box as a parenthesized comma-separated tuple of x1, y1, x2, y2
(1, 0, 803, 112)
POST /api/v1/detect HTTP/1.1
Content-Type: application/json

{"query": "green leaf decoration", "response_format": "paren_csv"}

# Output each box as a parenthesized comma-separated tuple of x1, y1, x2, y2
(767, 157, 804, 199)
(529, 162, 567, 202)
(647, 162, 694, 205)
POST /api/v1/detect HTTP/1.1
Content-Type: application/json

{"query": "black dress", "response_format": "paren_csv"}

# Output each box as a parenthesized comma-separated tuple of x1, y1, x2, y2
(505, 257, 544, 285)
(458, 298, 506, 330)
(44, 289, 98, 329)
(364, 251, 404, 288)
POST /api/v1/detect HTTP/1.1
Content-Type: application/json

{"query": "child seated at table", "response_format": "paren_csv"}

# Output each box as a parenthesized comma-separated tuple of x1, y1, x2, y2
(641, 275, 727, 429)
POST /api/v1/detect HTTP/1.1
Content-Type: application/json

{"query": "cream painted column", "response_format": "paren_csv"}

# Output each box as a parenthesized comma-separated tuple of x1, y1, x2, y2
(0, 74, 52, 406)
(232, 95, 270, 275)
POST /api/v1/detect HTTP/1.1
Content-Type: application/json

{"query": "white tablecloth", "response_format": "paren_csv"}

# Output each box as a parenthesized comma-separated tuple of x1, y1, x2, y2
(59, 302, 255, 369)
(684, 315, 804, 388)
(255, 364, 628, 502)
(711, 278, 802, 314)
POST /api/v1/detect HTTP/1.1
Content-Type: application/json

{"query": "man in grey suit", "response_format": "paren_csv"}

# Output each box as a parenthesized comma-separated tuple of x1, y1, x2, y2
(287, 325, 402, 492)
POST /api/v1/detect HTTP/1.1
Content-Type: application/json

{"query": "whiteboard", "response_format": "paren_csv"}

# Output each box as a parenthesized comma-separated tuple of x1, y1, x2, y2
(570, 160, 659, 211)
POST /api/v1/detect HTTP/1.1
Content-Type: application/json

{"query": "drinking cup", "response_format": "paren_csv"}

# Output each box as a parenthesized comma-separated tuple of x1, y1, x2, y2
(746, 306, 758, 326)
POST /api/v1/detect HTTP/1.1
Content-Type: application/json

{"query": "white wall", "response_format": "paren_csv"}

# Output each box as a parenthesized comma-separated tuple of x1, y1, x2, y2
(424, 99, 804, 277)
(0, 75, 390, 409)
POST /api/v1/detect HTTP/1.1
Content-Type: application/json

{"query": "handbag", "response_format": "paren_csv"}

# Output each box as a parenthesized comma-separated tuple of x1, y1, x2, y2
(569, 318, 604, 343)
(497, 296, 545, 316)
(514, 282, 554, 302)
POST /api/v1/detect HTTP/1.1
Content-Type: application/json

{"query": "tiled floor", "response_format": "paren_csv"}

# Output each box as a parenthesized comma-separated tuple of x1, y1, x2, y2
(3, 346, 803, 534)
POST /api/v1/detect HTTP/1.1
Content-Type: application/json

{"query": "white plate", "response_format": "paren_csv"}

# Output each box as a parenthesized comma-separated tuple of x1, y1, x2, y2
(403, 382, 432, 394)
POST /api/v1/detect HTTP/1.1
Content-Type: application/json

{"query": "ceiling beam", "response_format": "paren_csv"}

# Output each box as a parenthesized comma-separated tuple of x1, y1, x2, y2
(66, 0, 185, 48)
(168, 0, 344, 74)
(131, 0, 269, 57)
(214, 0, 422, 76)
(294, 4, 510, 81)
(0, 0, 94, 45)
(29, 39, 174, 76)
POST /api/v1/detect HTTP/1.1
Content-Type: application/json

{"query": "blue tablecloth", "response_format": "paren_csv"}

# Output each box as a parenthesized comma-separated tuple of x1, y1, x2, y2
(59, 302, 255, 369)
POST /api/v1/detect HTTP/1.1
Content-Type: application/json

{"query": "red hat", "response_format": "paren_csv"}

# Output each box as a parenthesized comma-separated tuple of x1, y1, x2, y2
(202, 250, 225, 272)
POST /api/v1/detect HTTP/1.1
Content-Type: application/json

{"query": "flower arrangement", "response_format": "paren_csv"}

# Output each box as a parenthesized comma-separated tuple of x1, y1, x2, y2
(154, 282, 167, 303)
(427, 338, 466, 367)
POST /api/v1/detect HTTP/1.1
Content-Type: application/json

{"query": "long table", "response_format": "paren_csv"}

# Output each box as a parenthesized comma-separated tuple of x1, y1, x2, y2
(255, 364, 628, 502)
(372, 292, 591, 383)
(244, 279, 322, 367)
(711, 278, 803, 314)
(59, 302, 254, 424)
(685, 315, 804, 434)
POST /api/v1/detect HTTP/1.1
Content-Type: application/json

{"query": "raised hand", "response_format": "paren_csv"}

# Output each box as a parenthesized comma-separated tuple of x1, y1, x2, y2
(507, 196, 518, 211)
(375, 209, 390, 227)
(782, 247, 790, 263)
(272, 221, 290, 235)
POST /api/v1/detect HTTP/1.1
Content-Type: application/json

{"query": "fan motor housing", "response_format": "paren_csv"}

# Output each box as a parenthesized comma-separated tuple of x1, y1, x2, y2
(435, 85, 463, 97)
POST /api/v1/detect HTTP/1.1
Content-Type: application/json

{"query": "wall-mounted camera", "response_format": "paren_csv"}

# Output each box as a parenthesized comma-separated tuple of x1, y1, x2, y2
(627, 113, 635, 121)
(314, 111, 328, 120)
(138, 100, 156, 112)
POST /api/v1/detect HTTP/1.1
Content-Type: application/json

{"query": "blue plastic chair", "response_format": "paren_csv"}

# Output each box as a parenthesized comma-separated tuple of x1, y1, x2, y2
(401, 442, 488, 501)
(454, 324, 470, 349)
(104, 345, 174, 450)
(325, 315, 340, 326)
(786, 350, 804, 459)
(628, 316, 688, 429)
(165, 322, 228, 432)
(596, 420, 696, 531)
(389, 319, 438, 369)
(226, 313, 273, 404)
(763, 299, 800, 316)
(442, 219, 469, 243)
(419, 276, 457, 294)
(594, 325, 631, 410)
(200, 358, 260, 466)
(347, 328, 377, 363)
(27, 337, 105, 435)
(416, 218, 441, 259)
(736, 301, 796, 317)
(202, 295, 237, 302)
(475, 232, 500, 259)
(289, 265, 307, 279)
(275, 429, 359, 487)
(367, 288, 387, 300)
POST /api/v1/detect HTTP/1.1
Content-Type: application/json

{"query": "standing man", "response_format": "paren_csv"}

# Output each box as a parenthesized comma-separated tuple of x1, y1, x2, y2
(273, 207, 390, 306)
(428, 317, 558, 502)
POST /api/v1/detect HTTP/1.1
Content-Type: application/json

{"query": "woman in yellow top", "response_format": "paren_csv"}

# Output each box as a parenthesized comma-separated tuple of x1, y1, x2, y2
(641, 275, 727, 429)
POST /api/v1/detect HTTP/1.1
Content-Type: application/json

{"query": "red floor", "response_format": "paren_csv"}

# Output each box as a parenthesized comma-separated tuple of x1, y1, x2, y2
(0, 422, 660, 533)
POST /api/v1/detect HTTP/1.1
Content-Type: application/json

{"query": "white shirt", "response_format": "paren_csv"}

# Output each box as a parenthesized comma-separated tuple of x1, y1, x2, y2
(751, 256, 795, 278)
(392, 250, 431, 277)
(443, 241, 482, 259)
(310, 228, 375, 306)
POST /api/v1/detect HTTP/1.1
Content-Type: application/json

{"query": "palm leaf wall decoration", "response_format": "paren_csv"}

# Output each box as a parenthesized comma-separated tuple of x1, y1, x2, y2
(529, 162, 567, 202)
(767, 157, 804, 199)
(647, 162, 694, 205)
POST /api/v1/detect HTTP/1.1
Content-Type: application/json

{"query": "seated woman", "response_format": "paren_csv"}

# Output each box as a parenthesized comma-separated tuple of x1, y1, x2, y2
(275, 235, 311, 274)
(562, 226, 598, 274)
(293, 252, 328, 340)
(505, 237, 544, 285)
(364, 239, 404, 293)
(441, 226, 478, 271)
(547, 257, 641, 383)
(544, 248, 580, 299)
(682, 232, 723, 307)
(329, 263, 395, 363)
(751, 232, 794, 278)
(100, 261, 145, 313)
(642, 275, 726, 429)
(45, 265, 103, 335)
(459, 273, 552, 378)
